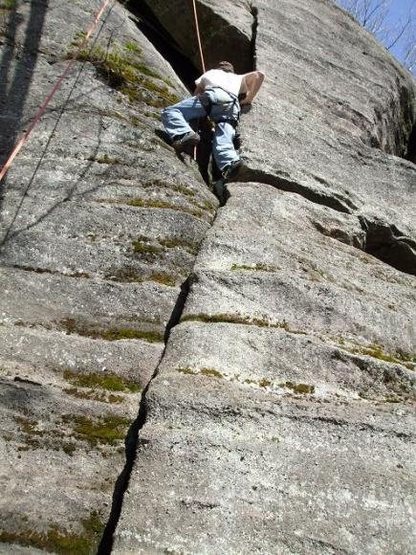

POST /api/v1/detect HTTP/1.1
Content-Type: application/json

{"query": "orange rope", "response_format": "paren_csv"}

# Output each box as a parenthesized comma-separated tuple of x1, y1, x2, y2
(191, 0, 207, 160)
(0, 0, 114, 184)
(192, 0, 206, 73)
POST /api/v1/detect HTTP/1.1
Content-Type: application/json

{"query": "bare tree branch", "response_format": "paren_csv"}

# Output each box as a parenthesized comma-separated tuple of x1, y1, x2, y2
(337, 0, 416, 76)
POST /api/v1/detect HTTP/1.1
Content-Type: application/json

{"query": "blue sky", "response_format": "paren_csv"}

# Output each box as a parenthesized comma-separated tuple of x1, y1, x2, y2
(379, 0, 415, 62)
(337, 0, 415, 70)
(388, 0, 414, 20)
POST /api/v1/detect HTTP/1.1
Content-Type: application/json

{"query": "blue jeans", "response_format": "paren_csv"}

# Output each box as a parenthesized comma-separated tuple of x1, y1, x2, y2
(161, 96, 240, 171)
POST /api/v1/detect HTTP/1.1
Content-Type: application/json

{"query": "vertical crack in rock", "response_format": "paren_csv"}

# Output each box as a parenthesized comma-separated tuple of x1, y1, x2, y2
(398, 85, 416, 162)
(362, 77, 416, 160)
(164, 275, 192, 341)
(250, 4, 258, 71)
(96, 4, 259, 545)
(137, 0, 254, 74)
(125, 0, 200, 90)
(406, 123, 416, 163)
(97, 276, 193, 554)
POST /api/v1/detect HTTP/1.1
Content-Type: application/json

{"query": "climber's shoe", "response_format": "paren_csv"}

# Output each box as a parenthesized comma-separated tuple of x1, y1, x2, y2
(172, 131, 200, 152)
(222, 159, 247, 181)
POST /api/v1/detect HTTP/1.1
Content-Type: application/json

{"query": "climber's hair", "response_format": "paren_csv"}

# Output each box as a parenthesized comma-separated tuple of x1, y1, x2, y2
(217, 61, 235, 73)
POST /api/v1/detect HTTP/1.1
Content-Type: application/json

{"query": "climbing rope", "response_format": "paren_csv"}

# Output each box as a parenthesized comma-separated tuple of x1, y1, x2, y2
(0, 0, 115, 184)
(191, 0, 209, 160)
(192, 0, 206, 73)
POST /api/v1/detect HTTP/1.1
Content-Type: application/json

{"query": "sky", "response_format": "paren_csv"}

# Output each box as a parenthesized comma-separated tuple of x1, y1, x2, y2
(338, 0, 415, 72)
(385, 0, 415, 62)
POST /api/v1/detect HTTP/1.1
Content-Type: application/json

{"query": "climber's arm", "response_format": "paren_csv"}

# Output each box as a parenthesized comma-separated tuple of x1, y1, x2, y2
(239, 71, 265, 105)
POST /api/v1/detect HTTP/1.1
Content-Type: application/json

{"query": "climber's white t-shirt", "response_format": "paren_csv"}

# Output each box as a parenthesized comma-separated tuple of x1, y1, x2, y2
(195, 69, 244, 96)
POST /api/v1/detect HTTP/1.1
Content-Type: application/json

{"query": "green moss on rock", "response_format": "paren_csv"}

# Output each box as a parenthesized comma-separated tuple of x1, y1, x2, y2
(63, 369, 141, 393)
(64, 387, 124, 404)
(181, 313, 295, 331)
(59, 318, 163, 343)
(177, 367, 223, 379)
(62, 414, 130, 447)
(231, 263, 276, 272)
(149, 272, 177, 286)
(69, 41, 179, 108)
(340, 340, 416, 370)
(0, 511, 104, 554)
(200, 367, 223, 379)
(282, 381, 315, 394)
(124, 198, 204, 219)
(131, 238, 163, 255)
(86, 153, 119, 164)
(14, 415, 77, 455)
(177, 367, 196, 375)
(0, 0, 17, 9)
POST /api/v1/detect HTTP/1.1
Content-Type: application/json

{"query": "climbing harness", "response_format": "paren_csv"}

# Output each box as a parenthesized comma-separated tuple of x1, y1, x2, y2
(0, 0, 115, 184)
(200, 86, 240, 123)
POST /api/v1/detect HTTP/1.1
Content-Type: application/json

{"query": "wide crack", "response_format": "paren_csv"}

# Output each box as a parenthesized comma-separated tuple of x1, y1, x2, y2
(406, 123, 416, 164)
(399, 85, 416, 163)
(97, 276, 192, 554)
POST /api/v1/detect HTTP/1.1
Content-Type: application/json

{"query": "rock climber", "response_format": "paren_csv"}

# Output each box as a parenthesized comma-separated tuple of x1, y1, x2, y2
(161, 61, 265, 180)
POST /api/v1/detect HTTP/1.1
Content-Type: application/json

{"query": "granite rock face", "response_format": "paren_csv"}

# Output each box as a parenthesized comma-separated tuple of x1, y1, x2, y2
(113, 1, 416, 554)
(0, 0, 214, 552)
(0, 0, 415, 554)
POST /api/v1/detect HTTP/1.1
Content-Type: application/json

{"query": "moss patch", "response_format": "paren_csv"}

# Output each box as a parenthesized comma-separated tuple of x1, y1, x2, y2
(13, 409, 132, 454)
(282, 381, 315, 394)
(104, 267, 177, 286)
(105, 267, 144, 283)
(339, 340, 416, 371)
(200, 367, 223, 379)
(130, 234, 200, 257)
(0, 0, 17, 9)
(159, 237, 199, 255)
(64, 388, 125, 404)
(122, 198, 204, 219)
(59, 318, 163, 343)
(0, 510, 104, 555)
(131, 238, 163, 255)
(177, 367, 223, 379)
(62, 414, 130, 447)
(98, 328, 163, 343)
(141, 179, 196, 198)
(87, 154, 119, 164)
(231, 263, 277, 272)
(149, 272, 177, 286)
(14, 415, 76, 455)
(63, 369, 141, 393)
(69, 41, 179, 108)
(181, 313, 300, 333)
